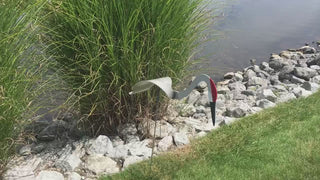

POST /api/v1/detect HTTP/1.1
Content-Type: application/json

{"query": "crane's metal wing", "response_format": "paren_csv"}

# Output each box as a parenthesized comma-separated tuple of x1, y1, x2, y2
(129, 77, 175, 98)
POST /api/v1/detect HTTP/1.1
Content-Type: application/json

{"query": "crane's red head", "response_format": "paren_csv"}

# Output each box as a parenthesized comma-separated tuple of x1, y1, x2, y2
(209, 78, 218, 103)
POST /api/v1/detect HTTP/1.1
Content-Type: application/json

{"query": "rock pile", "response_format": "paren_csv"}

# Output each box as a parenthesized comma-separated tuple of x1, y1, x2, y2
(3, 45, 320, 179)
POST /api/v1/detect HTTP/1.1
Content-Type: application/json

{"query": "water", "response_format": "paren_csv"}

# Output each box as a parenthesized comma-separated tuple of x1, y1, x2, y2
(197, 0, 320, 80)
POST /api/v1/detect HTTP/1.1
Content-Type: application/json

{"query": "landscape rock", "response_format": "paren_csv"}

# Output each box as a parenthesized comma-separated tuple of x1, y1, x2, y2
(126, 139, 152, 157)
(293, 67, 317, 80)
(243, 69, 256, 81)
(224, 72, 235, 79)
(123, 156, 144, 169)
(291, 87, 312, 98)
(298, 46, 316, 54)
(139, 120, 175, 138)
(67, 172, 81, 180)
(311, 75, 320, 84)
(86, 135, 113, 156)
(173, 132, 190, 146)
(4, 157, 42, 180)
(217, 86, 230, 94)
(247, 76, 269, 87)
(85, 154, 119, 175)
(228, 82, 246, 91)
(290, 75, 305, 84)
(36, 171, 64, 180)
(187, 90, 201, 104)
(157, 136, 173, 152)
(117, 123, 137, 137)
(301, 81, 320, 92)
(19, 144, 32, 156)
(256, 99, 276, 109)
(276, 92, 296, 103)
(179, 105, 196, 117)
(257, 89, 277, 102)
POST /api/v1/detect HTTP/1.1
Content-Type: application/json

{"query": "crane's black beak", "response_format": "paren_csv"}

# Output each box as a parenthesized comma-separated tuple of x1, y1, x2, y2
(210, 101, 216, 126)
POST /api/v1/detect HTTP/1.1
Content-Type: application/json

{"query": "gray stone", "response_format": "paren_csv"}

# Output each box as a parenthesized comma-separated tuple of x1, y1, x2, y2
(244, 69, 256, 81)
(269, 54, 291, 70)
(67, 172, 81, 180)
(173, 132, 190, 146)
(117, 123, 137, 136)
(293, 67, 317, 80)
(234, 73, 244, 82)
(4, 157, 42, 180)
(19, 144, 32, 156)
(301, 81, 320, 92)
(126, 139, 152, 157)
(228, 82, 246, 91)
(85, 154, 119, 175)
(310, 65, 320, 72)
(195, 106, 206, 113)
(109, 144, 128, 159)
(179, 105, 196, 117)
(217, 86, 230, 94)
(197, 81, 207, 90)
(124, 135, 140, 143)
(297, 60, 308, 67)
(272, 85, 287, 92)
(276, 92, 296, 103)
(109, 136, 124, 147)
(291, 87, 312, 98)
(158, 136, 173, 152)
(86, 135, 114, 155)
(257, 89, 277, 102)
(231, 90, 247, 100)
(226, 107, 246, 118)
(139, 120, 175, 138)
(36, 171, 64, 180)
(311, 75, 320, 84)
(279, 51, 292, 59)
(247, 77, 269, 87)
(241, 90, 256, 96)
(187, 90, 201, 104)
(224, 72, 235, 79)
(256, 99, 276, 109)
(55, 152, 82, 172)
(195, 92, 209, 107)
(298, 46, 316, 54)
(123, 156, 144, 169)
(290, 75, 305, 84)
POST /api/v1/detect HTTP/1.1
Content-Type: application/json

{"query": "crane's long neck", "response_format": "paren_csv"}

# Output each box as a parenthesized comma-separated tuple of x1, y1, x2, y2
(173, 74, 218, 126)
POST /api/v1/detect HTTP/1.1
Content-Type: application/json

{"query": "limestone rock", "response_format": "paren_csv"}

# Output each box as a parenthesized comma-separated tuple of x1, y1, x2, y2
(86, 135, 114, 155)
(293, 67, 317, 80)
(158, 136, 173, 152)
(4, 157, 42, 180)
(301, 81, 320, 92)
(173, 132, 190, 146)
(244, 69, 256, 81)
(126, 139, 152, 157)
(247, 77, 269, 87)
(67, 172, 81, 180)
(291, 87, 312, 98)
(228, 82, 246, 91)
(256, 99, 276, 109)
(298, 46, 316, 54)
(290, 75, 305, 84)
(123, 156, 144, 169)
(187, 90, 201, 104)
(224, 72, 235, 79)
(276, 92, 296, 103)
(139, 120, 175, 138)
(257, 89, 277, 102)
(311, 75, 320, 84)
(36, 171, 64, 180)
(86, 154, 119, 175)
(217, 86, 230, 94)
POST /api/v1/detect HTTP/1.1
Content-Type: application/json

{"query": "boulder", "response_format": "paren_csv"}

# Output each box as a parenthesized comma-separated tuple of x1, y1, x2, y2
(256, 99, 276, 109)
(3, 157, 42, 180)
(36, 171, 64, 180)
(293, 67, 317, 80)
(276, 92, 296, 103)
(139, 120, 175, 138)
(224, 72, 235, 79)
(298, 46, 316, 54)
(157, 136, 173, 152)
(291, 87, 312, 98)
(243, 69, 256, 81)
(257, 89, 277, 102)
(301, 81, 320, 92)
(269, 54, 291, 70)
(241, 90, 256, 96)
(67, 172, 81, 180)
(85, 154, 119, 175)
(290, 75, 305, 84)
(247, 77, 269, 87)
(217, 86, 230, 95)
(123, 156, 144, 169)
(86, 135, 114, 156)
(228, 82, 246, 91)
(187, 90, 201, 104)
(126, 139, 152, 157)
(311, 75, 320, 84)
(179, 105, 196, 117)
(173, 132, 190, 146)
(195, 92, 209, 107)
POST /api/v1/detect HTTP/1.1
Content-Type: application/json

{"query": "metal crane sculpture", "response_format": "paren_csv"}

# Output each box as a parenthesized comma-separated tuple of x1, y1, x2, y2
(129, 74, 218, 125)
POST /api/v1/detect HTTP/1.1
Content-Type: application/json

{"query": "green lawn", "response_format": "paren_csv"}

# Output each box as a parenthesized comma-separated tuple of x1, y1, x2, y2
(102, 91, 320, 180)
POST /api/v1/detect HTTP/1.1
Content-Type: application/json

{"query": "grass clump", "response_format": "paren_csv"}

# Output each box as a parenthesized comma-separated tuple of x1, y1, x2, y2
(0, 0, 46, 171)
(102, 91, 320, 180)
(44, 0, 210, 134)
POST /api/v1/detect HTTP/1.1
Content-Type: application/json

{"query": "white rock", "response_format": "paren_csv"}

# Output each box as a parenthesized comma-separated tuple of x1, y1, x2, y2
(126, 139, 152, 157)
(234, 73, 244, 82)
(123, 156, 144, 169)
(67, 172, 81, 180)
(301, 81, 320, 92)
(244, 69, 256, 81)
(187, 90, 201, 104)
(228, 82, 246, 91)
(55, 152, 82, 172)
(139, 120, 175, 138)
(311, 75, 320, 84)
(173, 132, 190, 146)
(224, 72, 235, 79)
(256, 99, 276, 109)
(257, 89, 277, 102)
(298, 45, 316, 54)
(109, 144, 128, 159)
(157, 136, 173, 152)
(196, 131, 207, 138)
(36, 171, 64, 180)
(86, 154, 119, 175)
(217, 86, 230, 94)
(291, 87, 313, 98)
(86, 135, 114, 156)
(290, 75, 305, 84)
(117, 123, 137, 136)
(276, 92, 296, 103)
(180, 105, 196, 117)
(293, 67, 317, 80)
(195, 92, 209, 106)
(4, 157, 42, 180)
(247, 77, 269, 87)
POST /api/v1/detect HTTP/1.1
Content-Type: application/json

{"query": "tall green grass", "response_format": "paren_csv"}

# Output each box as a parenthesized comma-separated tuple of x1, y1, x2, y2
(44, 0, 210, 134)
(0, 0, 47, 170)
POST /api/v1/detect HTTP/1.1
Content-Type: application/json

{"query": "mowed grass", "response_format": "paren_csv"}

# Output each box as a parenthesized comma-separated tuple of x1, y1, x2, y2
(103, 91, 320, 180)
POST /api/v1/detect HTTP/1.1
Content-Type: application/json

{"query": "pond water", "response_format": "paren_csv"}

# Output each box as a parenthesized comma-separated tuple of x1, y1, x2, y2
(196, 0, 320, 81)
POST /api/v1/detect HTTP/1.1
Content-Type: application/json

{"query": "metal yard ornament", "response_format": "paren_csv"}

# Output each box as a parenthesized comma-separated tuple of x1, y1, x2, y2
(129, 74, 218, 125)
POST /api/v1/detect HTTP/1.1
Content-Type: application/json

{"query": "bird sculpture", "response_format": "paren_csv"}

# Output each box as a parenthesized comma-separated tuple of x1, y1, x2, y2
(129, 74, 218, 125)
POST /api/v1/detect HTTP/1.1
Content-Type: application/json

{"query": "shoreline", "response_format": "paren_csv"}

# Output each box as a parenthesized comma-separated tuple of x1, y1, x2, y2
(3, 43, 320, 180)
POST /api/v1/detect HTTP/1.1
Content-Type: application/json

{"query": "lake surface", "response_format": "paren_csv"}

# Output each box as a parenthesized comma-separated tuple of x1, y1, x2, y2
(196, 0, 320, 80)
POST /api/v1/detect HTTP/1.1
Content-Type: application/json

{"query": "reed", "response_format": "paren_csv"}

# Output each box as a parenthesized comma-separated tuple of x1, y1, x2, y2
(44, 0, 211, 134)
